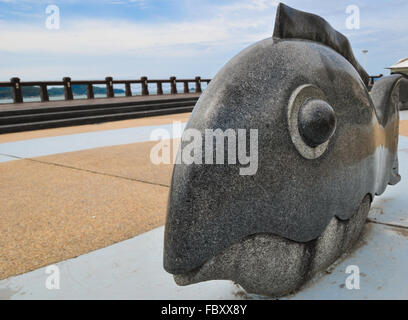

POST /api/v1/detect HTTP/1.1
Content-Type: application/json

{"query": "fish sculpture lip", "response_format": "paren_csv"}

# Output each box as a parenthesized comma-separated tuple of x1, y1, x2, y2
(163, 2, 404, 295)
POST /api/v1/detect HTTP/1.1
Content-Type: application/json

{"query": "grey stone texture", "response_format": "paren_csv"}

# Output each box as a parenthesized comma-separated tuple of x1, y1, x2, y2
(174, 195, 371, 297)
(287, 84, 334, 159)
(163, 3, 406, 296)
(298, 99, 336, 148)
(398, 77, 408, 110)
(273, 3, 370, 87)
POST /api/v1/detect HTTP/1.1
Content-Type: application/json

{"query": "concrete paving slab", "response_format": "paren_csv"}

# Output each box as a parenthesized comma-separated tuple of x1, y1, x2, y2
(0, 159, 169, 280)
(400, 110, 408, 121)
(0, 226, 239, 300)
(400, 120, 408, 136)
(400, 135, 408, 148)
(0, 122, 186, 162)
(36, 139, 179, 187)
(1, 221, 407, 300)
(0, 154, 15, 163)
(289, 223, 408, 300)
(0, 113, 191, 143)
(369, 149, 408, 228)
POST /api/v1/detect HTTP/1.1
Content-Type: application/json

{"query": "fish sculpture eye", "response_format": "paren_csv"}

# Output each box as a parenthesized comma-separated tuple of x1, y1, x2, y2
(298, 99, 336, 148)
(287, 84, 336, 159)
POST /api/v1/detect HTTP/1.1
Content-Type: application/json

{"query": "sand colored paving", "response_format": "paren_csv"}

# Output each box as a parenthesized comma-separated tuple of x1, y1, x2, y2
(400, 120, 408, 137)
(0, 114, 183, 279)
(0, 155, 170, 280)
(35, 139, 179, 187)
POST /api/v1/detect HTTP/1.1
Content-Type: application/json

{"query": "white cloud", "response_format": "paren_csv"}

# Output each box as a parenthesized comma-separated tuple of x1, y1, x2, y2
(0, 20, 227, 56)
(219, 0, 279, 11)
(2, 0, 406, 79)
(109, 0, 149, 8)
(0, 2, 276, 57)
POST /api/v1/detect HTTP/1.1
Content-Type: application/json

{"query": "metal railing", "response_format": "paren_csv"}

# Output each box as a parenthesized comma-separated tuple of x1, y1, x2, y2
(368, 74, 383, 89)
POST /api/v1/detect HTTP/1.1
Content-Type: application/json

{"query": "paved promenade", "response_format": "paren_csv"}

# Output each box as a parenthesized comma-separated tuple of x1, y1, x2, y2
(0, 111, 408, 299)
(0, 113, 189, 280)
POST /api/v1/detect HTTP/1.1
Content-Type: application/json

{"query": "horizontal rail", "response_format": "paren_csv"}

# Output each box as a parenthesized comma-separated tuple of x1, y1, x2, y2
(368, 74, 383, 84)
(0, 76, 212, 104)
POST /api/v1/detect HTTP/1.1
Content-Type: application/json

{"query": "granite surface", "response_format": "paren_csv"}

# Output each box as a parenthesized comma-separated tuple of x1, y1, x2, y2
(164, 3, 405, 296)
(273, 3, 370, 87)
(399, 77, 408, 111)
(164, 38, 402, 275)
(175, 196, 371, 297)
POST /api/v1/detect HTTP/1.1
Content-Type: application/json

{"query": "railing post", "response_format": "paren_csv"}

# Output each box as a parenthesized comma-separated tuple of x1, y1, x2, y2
(40, 83, 49, 102)
(157, 81, 163, 95)
(170, 76, 177, 94)
(10, 77, 23, 103)
(87, 83, 94, 99)
(183, 81, 189, 94)
(141, 76, 149, 96)
(63, 77, 73, 100)
(105, 77, 114, 98)
(125, 82, 132, 97)
(195, 76, 202, 93)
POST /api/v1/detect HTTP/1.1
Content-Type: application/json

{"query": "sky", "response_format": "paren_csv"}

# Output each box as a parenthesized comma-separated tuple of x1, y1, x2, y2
(0, 0, 407, 81)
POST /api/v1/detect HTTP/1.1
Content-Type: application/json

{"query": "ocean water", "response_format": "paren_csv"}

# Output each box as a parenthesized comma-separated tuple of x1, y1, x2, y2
(0, 94, 127, 104)
(0, 91, 165, 104)
(0, 94, 116, 104)
(0, 82, 207, 105)
(0, 98, 13, 104)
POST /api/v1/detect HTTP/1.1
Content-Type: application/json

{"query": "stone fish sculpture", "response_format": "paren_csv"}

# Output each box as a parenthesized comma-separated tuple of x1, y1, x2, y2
(163, 3, 405, 297)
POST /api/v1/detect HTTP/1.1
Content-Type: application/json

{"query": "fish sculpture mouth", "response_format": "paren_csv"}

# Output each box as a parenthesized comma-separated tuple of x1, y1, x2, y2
(163, 3, 404, 297)
(173, 195, 371, 297)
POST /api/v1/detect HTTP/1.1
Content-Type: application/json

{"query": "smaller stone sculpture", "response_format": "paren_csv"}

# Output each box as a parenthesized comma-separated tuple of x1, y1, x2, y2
(399, 78, 408, 110)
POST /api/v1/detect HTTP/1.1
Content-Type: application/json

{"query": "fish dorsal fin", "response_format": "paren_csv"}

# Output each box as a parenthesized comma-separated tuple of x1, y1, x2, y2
(273, 3, 369, 87)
